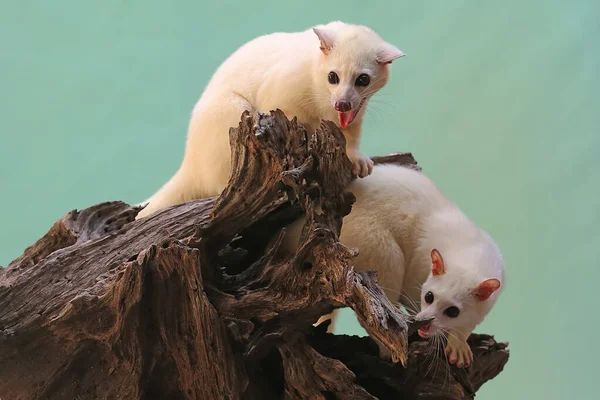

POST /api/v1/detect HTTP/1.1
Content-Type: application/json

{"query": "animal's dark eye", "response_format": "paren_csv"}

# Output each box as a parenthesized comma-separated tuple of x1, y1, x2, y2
(328, 71, 339, 84)
(355, 74, 370, 87)
(424, 291, 434, 304)
(444, 306, 460, 318)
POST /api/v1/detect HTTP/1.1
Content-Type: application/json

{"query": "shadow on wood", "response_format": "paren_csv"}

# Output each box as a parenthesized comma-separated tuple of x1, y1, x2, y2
(0, 110, 508, 399)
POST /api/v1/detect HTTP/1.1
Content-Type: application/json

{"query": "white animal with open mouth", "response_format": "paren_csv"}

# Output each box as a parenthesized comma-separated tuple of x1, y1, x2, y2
(282, 164, 505, 367)
(137, 21, 404, 219)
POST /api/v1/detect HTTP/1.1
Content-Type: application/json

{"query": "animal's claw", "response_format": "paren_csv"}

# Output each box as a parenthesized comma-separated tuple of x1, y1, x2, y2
(445, 336, 473, 368)
(348, 150, 374, 178)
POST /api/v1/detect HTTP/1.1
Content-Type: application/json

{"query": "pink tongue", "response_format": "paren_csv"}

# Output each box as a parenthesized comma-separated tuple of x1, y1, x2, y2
(418, 323, 431, 337)
(338, 111, 354, 129)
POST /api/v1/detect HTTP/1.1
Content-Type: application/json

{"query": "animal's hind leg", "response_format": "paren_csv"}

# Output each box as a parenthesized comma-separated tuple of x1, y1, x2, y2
(182, 94, 256, 197)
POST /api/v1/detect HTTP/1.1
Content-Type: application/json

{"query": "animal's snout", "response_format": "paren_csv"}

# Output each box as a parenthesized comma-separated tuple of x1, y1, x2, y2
(334, 100, 352, 112)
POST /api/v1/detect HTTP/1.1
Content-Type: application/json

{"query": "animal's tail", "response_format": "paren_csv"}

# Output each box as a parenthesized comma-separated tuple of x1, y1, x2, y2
(135, 197, 151, 208)
(135, 169, 191, 219)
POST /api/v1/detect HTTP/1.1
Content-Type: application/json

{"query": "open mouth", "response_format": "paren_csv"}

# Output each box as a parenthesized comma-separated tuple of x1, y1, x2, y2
(338, 98, 366, 129)
(417, 323, 432, 338)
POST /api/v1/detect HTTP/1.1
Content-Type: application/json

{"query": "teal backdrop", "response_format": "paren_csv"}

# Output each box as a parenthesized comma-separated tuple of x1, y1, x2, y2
(1, 1, 598, 398)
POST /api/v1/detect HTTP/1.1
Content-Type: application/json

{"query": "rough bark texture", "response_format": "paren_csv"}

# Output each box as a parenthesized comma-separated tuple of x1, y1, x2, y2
(0, 110, 509, 400)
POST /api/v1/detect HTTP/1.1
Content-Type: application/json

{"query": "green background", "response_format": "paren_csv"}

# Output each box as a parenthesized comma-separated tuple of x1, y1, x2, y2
(1, 1, 598, 398)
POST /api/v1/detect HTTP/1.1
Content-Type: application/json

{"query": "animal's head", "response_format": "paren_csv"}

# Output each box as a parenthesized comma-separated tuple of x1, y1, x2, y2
(312, 21, 404, 129)
(415, 248, 503, 339)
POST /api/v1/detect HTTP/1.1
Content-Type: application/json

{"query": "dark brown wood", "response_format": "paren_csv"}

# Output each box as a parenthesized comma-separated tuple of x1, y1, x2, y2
(0, 110, 508, 400)
(371, 152, 421, 171)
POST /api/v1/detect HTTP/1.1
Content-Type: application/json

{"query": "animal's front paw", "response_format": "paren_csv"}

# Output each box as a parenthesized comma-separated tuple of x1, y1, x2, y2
(445, 336, 473, 368)
(347, 150, 374, 178)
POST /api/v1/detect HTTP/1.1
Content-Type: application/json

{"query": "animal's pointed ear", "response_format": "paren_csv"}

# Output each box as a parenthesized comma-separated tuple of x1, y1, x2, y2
(472, 278, 501, 301)
(313, 27, 336, 55)
(430, 249, 445, 276)
(376, 42, 405, 64)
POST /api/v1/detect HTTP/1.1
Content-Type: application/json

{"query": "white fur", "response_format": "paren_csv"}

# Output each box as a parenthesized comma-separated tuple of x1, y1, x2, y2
(136, 22, 404, 218)
(282, 164, 505, 366)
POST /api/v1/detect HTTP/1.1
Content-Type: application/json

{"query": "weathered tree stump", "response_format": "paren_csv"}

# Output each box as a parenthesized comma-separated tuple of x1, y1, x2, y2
(0, 110, 508, 399)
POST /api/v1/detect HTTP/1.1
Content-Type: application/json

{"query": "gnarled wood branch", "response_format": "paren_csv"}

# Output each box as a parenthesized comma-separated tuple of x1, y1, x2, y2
(0, 110, 508, 399)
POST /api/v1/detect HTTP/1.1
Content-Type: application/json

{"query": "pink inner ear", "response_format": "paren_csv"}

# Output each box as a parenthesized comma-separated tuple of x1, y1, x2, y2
(377, 59, 394, 65)
(375, 44, 405, 64)
(473, 279, 501, 301)
(313, 27, 334, 55)
(431, 249, 445, 276)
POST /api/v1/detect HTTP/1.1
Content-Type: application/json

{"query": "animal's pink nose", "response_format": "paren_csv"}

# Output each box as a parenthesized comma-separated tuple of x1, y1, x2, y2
(335, 100, 352, 112)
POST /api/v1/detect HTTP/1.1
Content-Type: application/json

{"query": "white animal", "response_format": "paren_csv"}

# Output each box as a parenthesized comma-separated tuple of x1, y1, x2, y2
(136, 21, 405, 219)
(282, 164, 505, 368)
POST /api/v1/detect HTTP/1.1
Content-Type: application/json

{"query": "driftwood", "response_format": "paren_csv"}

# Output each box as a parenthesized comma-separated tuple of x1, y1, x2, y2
(0, 110, 508, 399)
